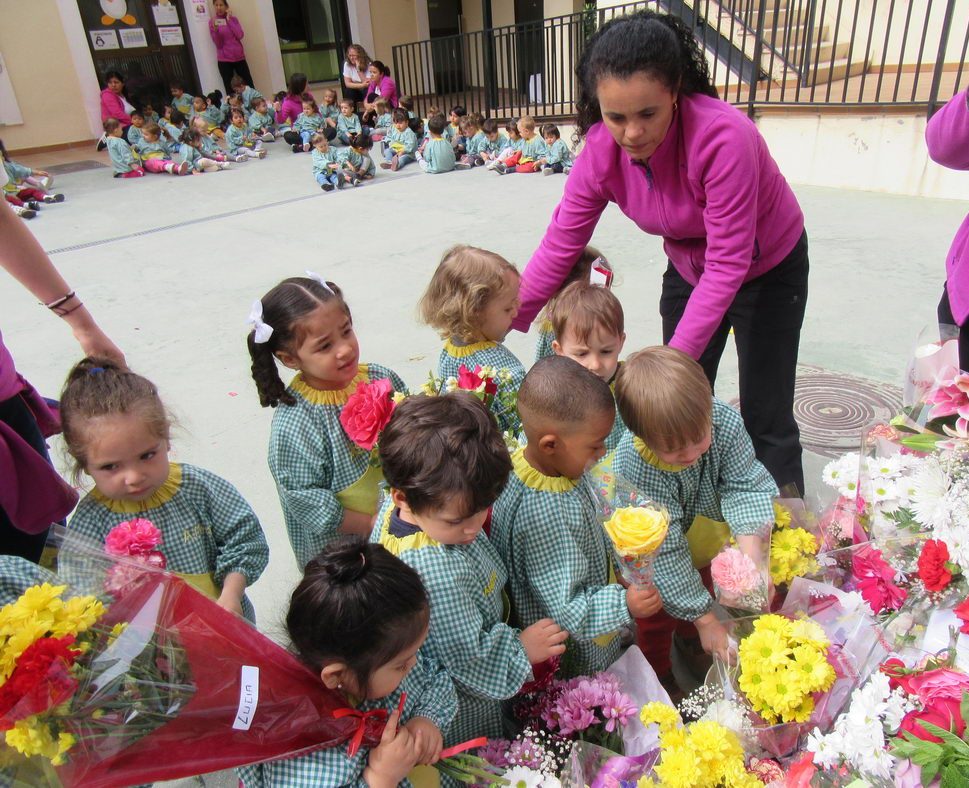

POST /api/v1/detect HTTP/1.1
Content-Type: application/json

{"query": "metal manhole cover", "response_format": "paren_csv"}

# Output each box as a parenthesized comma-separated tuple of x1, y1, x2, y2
(45, 160, 108, 175)
(731, 365, 903, 458)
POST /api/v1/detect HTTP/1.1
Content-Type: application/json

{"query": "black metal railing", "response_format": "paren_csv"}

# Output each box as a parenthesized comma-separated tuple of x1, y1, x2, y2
(391, 0, 969, 121)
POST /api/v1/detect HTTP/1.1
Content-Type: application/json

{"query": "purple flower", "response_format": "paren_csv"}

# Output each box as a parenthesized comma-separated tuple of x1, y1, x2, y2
(600, 690, 637, 732)
(553, 691, 597, 735)
(477, 738, 511, 769)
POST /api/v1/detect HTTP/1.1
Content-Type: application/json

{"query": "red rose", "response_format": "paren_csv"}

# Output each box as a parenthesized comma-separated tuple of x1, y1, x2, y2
(880, 657, 914, 693)
(456, 365, 498, 402)
(918, 539, 953, 592)
(955, 596, 969, 635)
(898, 699, 964, 743)
(339, 378, 396, 451)
(0, 636, 80, 729)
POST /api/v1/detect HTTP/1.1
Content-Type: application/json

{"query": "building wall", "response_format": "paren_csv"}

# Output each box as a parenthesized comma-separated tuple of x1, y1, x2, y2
(369, 0, 420, 65)
(0, 3, 92, 150)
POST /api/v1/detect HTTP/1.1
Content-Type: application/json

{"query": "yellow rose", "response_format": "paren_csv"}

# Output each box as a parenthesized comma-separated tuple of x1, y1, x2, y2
(605, 506, 669, 556)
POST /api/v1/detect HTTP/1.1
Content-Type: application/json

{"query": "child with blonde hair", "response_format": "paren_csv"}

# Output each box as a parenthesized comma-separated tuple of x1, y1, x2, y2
(419, 245, 524, 434)
(494, 116, 547, 174)
(136, 122, 191, 175)
(371, 98, 393, 139)
(292, 98, 326, 153)
(491, 356, 662, 676)
(478, 118, 508, 166)
(61, 358, 269, 621)
(336, 98, 363, 145)
(319, 88, 341, 140)
(179, 129, 231, 173)
(190, 117, 239, 163)
(247, 275, 407, 568)
(613, 347, 778, 693)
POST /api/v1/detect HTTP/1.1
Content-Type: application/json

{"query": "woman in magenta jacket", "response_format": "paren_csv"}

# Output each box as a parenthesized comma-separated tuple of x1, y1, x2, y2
(517, 11, 809, 494)
(99, 70, 132, 142)
(209, 0, 254, 93)
(926, 89, 969, 373)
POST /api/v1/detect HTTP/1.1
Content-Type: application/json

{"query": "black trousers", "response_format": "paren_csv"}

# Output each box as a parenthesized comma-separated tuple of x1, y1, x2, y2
(283, 127, 335, 146)
(218, 59, 255, 92)
(0, 393, 53, 563)
(660, 230, 809, 495)
(937, 283, 969, 373)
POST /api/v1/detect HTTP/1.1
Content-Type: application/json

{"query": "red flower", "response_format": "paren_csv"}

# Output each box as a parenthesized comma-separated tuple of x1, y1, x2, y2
(898, 697, 965, 743)
(339, 378, 396, 451)
(852, 545, 907, 613)
(955, 596, 969, 635)
(880, 657, 914, 693)
(918, 539, 953, 592)
(0, 636, 80, 729)
(456, 365, 498, 401)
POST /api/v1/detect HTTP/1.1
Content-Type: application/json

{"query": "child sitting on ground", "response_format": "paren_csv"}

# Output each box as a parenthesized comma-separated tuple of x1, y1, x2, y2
(61, 358, 269, 621)
(416, 114, 455, 174)
(340, 131, 376, 182)
(136, 122, 191, 176)
(248, 275, 407, 568)
(494, 115, 547, 174)
(336, 99, 363, 146)
(448, 105, 467, 152)
(169, 80, 194, 116)
(613, 347, 778, 695)
(487, 119, 522, 170)
(226, 108, 267, 159)
(237, 539, 457, 786)
(533, 247, 613, 362)
(230, 74, 262, 112)
(419, 245, 525, 434)
(539, 123, 573, 175)
(549, 281, 627, 458)
(141, 99, 160, 125)
(311, 133, 354, 191)
(247, 96, 275, 141)
(189, 117, 238, 163)
(318, 88, 340, 140)
(454, 116, 485, 170)
(127, 110, 146, 151)
(379, 109, 418, 172)
(373, 393, 567, 743)
(292, 98, 325, 153)
(1, 140, 65, 204)
(103, 118, 144, 178)
(179, 128, 230, 173)
(491, 355, 662, 677)
(159, 108, 188, 154)
(371, 99, 393, 140)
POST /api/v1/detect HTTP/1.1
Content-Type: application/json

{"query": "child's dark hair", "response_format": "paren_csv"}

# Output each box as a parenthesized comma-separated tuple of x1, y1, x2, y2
(288, 537, 429, 696)
(60, 358, 171, 482)
(180, 128, 201, 146)
(518, 355, 615, 429)
(349, 131, 372, 151)
(130, 109, 144, 121)
(273, 90, 287, 103)
(392, 108, 409, 124)
(398, 95, 414, 111)
(103, 118, 121, 134)
(302, 98, 320, 113)
(379, 393, 512, 517)
(287, 73, 308, 97)
(248, 277, 352, 408)
(427, 114, 447, 136)
(450, 105, 467, 118)
(170, 79, 187, 92)
(170, 109, 187, 127)
(540, 123, 560, 139)
(482, 118, 499, 135)
(230, 108, 246, 122)
(576, 10, 717, 138)
(230, 75, 246, 90)
(505, 119, 519, 136)
(207, 90, 223, 108)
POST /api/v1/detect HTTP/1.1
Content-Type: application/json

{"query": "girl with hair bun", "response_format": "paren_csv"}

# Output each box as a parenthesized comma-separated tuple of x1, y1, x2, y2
(516, 9, 810, 498)
(238, 537, 456, 786)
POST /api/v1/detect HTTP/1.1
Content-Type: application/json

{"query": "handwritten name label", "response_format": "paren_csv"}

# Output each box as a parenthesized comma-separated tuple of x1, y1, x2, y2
(233, 666, 259, 730)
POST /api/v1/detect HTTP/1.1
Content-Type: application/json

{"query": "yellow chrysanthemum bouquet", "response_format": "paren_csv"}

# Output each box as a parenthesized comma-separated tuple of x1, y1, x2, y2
(769, 499, 820, 591)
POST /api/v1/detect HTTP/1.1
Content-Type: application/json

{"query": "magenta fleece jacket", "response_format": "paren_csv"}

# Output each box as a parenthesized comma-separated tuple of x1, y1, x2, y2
(515, 92, 805, 359)
(926, 89, 969, 325)
(209, 14, 246, 62)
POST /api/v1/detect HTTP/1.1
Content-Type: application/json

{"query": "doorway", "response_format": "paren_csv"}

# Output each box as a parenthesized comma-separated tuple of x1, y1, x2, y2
(514, 0, 543, 100)
(428, 0, 464, 94)
(77, 0, 199, 112)
(272, 0, 351, 84)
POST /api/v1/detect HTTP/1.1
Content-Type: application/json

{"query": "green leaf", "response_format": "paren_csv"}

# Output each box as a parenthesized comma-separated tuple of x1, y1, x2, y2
(941, 761, 969, 788)
(919, 722, 969, 755)
(899, 432, 945, 452)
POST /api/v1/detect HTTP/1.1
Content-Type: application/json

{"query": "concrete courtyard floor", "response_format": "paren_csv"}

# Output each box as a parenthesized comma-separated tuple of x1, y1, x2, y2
(3, 141, 967, 782)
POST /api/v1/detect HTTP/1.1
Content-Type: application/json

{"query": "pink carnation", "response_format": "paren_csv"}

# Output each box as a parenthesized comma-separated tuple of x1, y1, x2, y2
(852, 545, 907, 613)
(105, 518, 163, 557)
(711, 547, 762, 595)
(339, 378, 396, 451)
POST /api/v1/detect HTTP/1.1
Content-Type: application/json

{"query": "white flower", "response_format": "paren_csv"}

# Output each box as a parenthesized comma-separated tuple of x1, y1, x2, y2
(542, 778, 562, 788)
(910, 459, 954, 530)
(806, 728, 843, 768)
(870, 478, 900, 509)
(503, 767, 544, 788)
(824, 454, 860, 491)
(868, 454, 903, 480)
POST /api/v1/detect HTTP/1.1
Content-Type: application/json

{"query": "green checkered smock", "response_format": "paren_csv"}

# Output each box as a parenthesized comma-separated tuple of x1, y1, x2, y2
(0, 556, 59, 606)
(490, 449, 630, 677)
(437, 340, 525, 435)
(533, 319, 555, 363)
(269, 364, 407, 569)
(67, 463, 269, 622)
(612, 397, 778, 622)
(237, 652, 456, 788)
(372, 500, 532, 744)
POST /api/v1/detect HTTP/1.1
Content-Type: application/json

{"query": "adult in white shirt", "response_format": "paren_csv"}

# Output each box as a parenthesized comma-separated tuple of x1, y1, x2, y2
(342, 44, 371, 108)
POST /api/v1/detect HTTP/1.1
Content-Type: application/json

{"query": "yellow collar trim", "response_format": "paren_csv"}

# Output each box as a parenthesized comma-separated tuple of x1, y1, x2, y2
(290, 365, 369, 406)
(633, 436, 686, 472)
(444, 339, 497, 358)
(512, 448, 577, 492)
(539, 318, 553, 334)
(377, 506, 440, 556)
(92, 463, 183, 513)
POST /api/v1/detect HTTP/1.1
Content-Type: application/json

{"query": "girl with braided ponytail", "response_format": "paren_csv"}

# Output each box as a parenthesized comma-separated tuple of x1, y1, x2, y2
(516, 10, 809, 498)
(246, 275, 407, 569)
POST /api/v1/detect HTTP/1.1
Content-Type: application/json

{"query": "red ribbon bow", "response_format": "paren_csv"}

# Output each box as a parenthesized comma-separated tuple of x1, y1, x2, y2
(332, 706, 389, 757)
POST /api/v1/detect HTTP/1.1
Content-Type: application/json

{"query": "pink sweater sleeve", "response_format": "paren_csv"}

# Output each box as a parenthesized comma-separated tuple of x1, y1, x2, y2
(513, 143, 610, 330)
(926, 90, 969, 170)
(228, 15, 244, 41)
(101, 90, 130, 125)
(668, 115, 761, 359)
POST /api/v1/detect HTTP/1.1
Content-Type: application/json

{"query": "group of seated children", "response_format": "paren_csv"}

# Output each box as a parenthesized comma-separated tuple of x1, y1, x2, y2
(2, 140, 65, 220)
(378, 105, 574, 177)
(105, 76, 273, 178)
(225, 240, 778, 781)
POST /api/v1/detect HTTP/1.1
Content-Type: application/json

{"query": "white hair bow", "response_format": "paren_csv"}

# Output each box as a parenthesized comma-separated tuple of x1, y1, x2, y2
(305, 270, 335, 294)
(247, 300, 274, 344)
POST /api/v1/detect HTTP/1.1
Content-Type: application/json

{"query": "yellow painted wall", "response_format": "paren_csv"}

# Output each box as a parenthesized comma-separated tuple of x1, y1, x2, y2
(223, 0, 281, 93)
(369, 0, 419, 66)
(0, 7, 91, 151)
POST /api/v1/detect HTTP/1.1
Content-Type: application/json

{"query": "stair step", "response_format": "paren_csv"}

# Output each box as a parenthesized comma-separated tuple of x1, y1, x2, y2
(787, 39, 851, 63)
(803, 56, 869, 85)
(764, 21, 830, 46)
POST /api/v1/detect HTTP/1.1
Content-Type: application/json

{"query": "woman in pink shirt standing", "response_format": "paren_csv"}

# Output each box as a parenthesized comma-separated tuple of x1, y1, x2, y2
(209, 0, 254, 94)
(517, 10, 809, 494)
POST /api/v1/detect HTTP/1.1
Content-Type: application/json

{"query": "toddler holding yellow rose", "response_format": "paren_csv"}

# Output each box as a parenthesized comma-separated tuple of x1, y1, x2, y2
(491, 356, 662, 677)
(612, 347, 778, 694)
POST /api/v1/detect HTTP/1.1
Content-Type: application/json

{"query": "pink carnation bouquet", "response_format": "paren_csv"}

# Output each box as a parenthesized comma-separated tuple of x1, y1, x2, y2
(711, 547, 768, 613)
